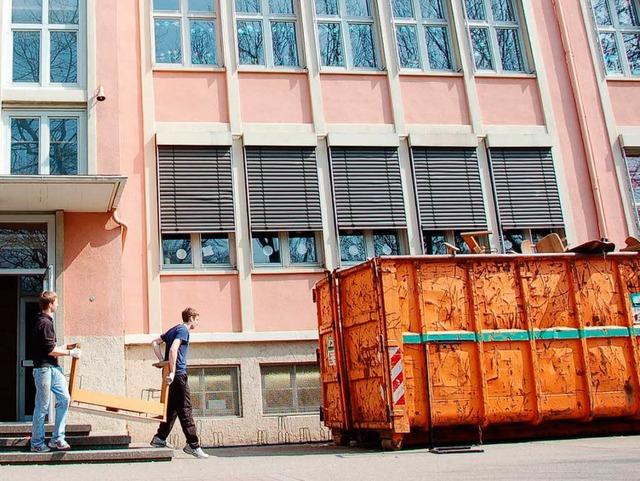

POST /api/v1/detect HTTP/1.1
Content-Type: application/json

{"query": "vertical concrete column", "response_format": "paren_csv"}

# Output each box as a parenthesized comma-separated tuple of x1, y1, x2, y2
(315, 137, 339, 270)
(220, 1, 254, 331)
(86, 0, 98, 174)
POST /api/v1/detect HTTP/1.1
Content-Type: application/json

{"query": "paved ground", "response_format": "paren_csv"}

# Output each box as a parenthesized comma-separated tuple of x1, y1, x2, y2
(1, 435, 639, 481)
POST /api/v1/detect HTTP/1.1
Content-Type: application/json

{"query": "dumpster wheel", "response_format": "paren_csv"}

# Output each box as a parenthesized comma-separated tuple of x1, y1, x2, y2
(332, 429, 350, 446)
(381, 436, 403, 451)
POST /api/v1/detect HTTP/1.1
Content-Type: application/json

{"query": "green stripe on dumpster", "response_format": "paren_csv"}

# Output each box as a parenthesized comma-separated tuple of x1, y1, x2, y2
(481, 330, 529, 342)
(581, 327, 630, 338)
(534, 329, 579, 340)
(633, 326, 640, 337)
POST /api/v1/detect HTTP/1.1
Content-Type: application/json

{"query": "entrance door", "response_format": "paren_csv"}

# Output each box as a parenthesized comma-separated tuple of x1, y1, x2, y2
(18, 297, 40, 420)
(0, 277, 18, 421)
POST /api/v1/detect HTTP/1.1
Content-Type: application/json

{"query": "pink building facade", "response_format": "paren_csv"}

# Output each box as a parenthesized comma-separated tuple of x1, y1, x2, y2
(2, 0, 640, 445)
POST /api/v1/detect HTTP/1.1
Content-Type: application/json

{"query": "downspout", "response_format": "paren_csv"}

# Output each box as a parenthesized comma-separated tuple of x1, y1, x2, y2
(111, 208, 129, 249)
(552, 0, 609, 240)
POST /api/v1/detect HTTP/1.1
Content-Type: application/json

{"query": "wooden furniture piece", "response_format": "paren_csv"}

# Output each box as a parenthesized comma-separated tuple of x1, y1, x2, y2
(520, 239, 534, 253)
(68, 344, 170, 422)
(621, 236, 640, 252)
(534, 233, 567, 253)
(460, 230, 492, 254)
(444, 242, 460, 255)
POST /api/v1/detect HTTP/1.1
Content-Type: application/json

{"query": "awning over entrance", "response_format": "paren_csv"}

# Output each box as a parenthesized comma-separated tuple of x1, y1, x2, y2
(0, 176, 127, 212)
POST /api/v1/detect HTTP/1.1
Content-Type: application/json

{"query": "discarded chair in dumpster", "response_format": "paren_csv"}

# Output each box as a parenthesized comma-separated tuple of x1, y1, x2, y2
(69, 344, 170, 422)
(315, 253, 640, 450)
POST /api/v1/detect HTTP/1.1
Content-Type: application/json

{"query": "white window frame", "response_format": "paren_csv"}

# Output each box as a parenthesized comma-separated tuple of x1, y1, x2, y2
(463, 0, 528, 73)
(260, 363, 321, 416)
(187, 365, 242, 418)
(234, 0, 303, 69)
(623, 150, 640, 228)
(313, 0, 382, 71)
(152, 0, 220, 67)
(161, 232, 236, 270)
(2, 110, 87, 175)
(391, 0, 457, 71)
(338, 228, 407, 266)
(4, 0, 85, 88)
(590, 0, 640, 77)
(251, 231, 324, 269)
(0, 214, 56, 276)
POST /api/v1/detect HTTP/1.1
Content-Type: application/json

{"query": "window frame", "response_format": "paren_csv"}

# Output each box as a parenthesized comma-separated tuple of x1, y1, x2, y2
(6, 0, 85, 88)
(234, 0, 303, 69)
(590, 0, 640, 76)
(260, 363, 322, 416)
(463, 0, 528, 73)
(187, 365, 242, 418)
(152, 0, 220, 68)
(313, 0, 382, 71)
(161, 232, 236, 270)
(623, 149, 640, 228)
(251, 230, 324, 269)
(338, 228, 406, 266)
(391, 0, 457, 72)
(2, 109, 87, 175)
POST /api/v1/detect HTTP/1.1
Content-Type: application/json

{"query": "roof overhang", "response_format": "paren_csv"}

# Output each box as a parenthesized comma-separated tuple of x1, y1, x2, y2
(0, 175, 127, 213)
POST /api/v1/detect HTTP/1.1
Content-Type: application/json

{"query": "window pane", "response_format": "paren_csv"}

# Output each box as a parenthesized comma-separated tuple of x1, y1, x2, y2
(392, 0, 414, 18)
(503, 231, 524, 253)
(289, 233, 318, 263)
(272, 22, 299, 66)
(236, 0, 260, 13)
(593, 0, 612, 25)
(50, 31, 77, 83)
(318, 23, 344, 66)
(470, 27, 493, 69)
(154, 19, 182, 63)
(421, 0, 445, 19)
(191, 20, 217, 64)
(13, 31, 40, 82)
(154, 0, 179, 10)
(316, 0, 338, 15)
(49, 118, 78, 175)
(396, 25, 420, 68)
(491, 0, 516, 22)
(627, 156, 640, 203)
(252, 233, 280, 264)
(237, 21, 265, 65)
(349, 23, 376, 68)
(162, 234, 192, 265)
(426, 26, 452, 69)
(346, 0, 371, 17)
(373, 231, 399, 256)
(12, 0, 42, 23)
(189, 0, 214, 12)
(615, 0, 640, 26)
(465, 0, 486, 20)
(201, 234, 230, 264)
(269, 0, 294, 14)
(49, 0, 79, 24)
(600, 32, 622, 72)
(21, 276, 44, 294)
(188, 367, 240, 417)
(623, 33, 640, 74)
(340, 232, 366, 262)
(497, 28, 524, 71)
(454, 234, 472, 254)
(0, 224, 47, 269)
(423, 232, 447, 255)
(11, 118, 39, 175)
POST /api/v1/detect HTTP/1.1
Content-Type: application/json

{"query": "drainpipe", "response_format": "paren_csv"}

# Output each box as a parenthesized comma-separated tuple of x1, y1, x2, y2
(111, 208, 129, 249)
(552, 0, 609, 241)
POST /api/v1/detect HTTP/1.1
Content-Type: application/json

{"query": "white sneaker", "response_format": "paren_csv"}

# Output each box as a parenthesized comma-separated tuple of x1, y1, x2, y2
(183, 444, 209, 459)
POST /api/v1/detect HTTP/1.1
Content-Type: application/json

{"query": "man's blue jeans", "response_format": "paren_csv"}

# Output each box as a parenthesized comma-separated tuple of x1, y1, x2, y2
(31, 366, 70, 448)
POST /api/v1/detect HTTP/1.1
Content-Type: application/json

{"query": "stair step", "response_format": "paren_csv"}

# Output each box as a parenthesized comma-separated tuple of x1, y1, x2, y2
(0, 423, 91, 437)
(0, 434, 132, 451)
(0, 447, 174, 465)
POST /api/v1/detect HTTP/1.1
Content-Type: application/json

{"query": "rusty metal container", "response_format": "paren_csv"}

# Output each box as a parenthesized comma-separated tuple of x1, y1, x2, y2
(314, 254, 640, 449)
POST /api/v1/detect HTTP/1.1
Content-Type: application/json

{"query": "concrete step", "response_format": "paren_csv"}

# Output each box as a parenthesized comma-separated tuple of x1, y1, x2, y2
(0, 447, 174, 465)
(0, 423, 91, 437)
(0, 433, 132, 451)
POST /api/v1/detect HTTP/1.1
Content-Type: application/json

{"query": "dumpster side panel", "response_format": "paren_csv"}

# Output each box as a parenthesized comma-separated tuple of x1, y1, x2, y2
(575, 259, 627, 327)
(338, 262, 392, 429)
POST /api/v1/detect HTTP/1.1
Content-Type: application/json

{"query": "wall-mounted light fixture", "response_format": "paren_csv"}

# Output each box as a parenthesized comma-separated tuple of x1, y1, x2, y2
(96, 85, 106, 102)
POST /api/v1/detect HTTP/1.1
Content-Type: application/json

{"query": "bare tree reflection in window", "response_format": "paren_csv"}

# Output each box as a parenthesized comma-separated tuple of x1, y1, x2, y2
(191, 20, 216, 64)
(272, 21, 298, 66)
(315, 0, 338, 15)
(497, 28, 523, 71)
(49, 0, 79, 24)
(616, 0, 640, 26)
(426, 26, 452, 69)
(154, 19, 182, 63)
(0, 224, 47, 269)
(319, 23, 344, 66)
(593, 0, 613, 25)
(345, 0, 370, 16)
(490, 0, 515, 22)
(421, 0, 445, 19)
(393, 0, 413, 18)
(238, 21, 264, 65)
(349, 23, 375, 67)
(269, 0, 294, 14)
(12, 0, 43, 23)
(11, 118, 40, 175)
(236, 0, 261, 13)
(470, 27, 492, 69)
(396, 25, 420, 68)
(464, 0, 486, 20)
(600, 32, 622, 72)
(623, 33, 640, 73)
(289, 234, 317, 263)
(50, 31, 77, 83)
(13, 31, 41, 82)
(49, 118, 78, 175)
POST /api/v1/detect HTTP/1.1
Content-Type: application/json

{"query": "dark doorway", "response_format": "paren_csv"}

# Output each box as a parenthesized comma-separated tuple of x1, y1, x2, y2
(0, 277, 18, 421)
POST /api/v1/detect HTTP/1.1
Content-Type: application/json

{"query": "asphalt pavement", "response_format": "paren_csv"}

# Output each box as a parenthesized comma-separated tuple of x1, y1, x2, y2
(1, 435, 639, 481)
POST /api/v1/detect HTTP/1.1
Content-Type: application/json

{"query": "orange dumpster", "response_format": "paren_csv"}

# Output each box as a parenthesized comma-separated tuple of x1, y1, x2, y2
(314, 254, 640, 449)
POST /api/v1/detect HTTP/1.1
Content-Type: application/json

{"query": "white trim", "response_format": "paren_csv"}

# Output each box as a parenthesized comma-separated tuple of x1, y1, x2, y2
(327, 131, 400, 146)
(408, 132, 478, 147)
(620, 132, 640, 149)
(243, 131, 317, 146)
(1, 89, 87, 102)
(125, 330, 319, 345)
(397, 138, 422, 254)
(156, 122, 232, 145)
(485, 132, 554, 148)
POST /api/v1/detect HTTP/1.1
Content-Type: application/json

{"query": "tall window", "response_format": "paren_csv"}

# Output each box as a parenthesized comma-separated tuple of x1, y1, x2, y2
(10, 0, 81, 85)
(624, 151, 640, 222)
(260, 364, 321, 415)
(339, 229, 404, 263)
(315, 0, 380, 69)
(153, 0, 218, 66)
(464, 0, 526, 72)
(235, 0, 301, 67)
(391, 0, 455, 70)
(591, 0, 640, 75)
(187, 366, 241, 417)
(4, 111, 85, 175)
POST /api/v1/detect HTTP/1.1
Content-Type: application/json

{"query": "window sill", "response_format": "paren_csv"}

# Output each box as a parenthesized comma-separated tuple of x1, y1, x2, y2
(152, 65, 226, 73)
(320, 68, 387, 76)
(398, 70, 464, 78)
(262, 412, 319, 418)
(474, 71, 537, 79)
(159, 268, 238, 276)
(251, 266, 328, 275)
(237, 66, 308, 74)
(606, 76, 640, 83)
